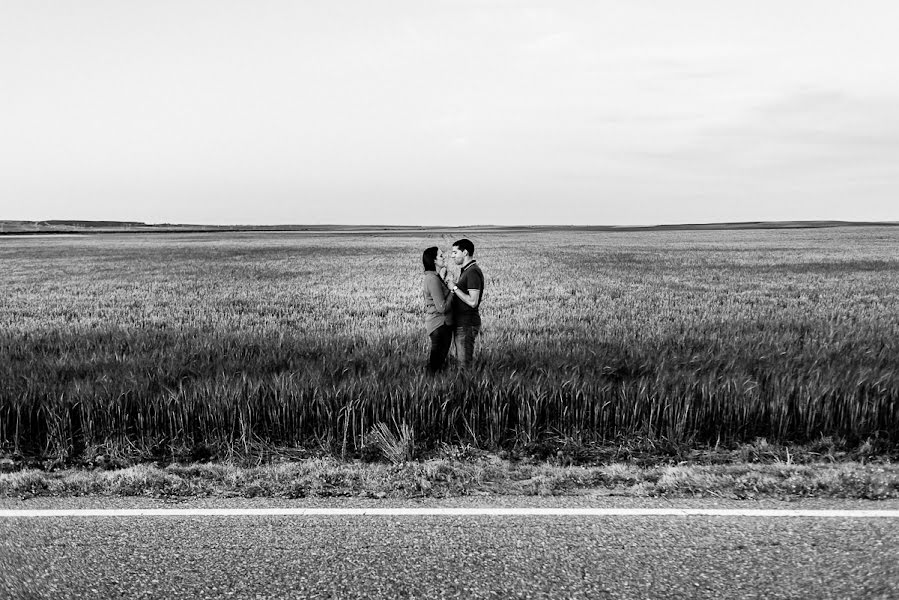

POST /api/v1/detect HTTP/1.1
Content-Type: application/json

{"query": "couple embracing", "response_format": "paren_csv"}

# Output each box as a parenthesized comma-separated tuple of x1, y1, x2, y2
(422, 238, 484, 373)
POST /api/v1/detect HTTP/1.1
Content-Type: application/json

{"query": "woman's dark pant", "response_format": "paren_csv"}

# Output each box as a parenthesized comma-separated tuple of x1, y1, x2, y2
(427, 324, 453, 373)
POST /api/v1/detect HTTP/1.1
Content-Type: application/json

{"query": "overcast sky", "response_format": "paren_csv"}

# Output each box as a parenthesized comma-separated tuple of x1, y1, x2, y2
(2, 1, 898, 226)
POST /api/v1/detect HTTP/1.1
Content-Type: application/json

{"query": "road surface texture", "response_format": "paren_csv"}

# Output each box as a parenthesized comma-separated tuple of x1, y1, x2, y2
(2, 498, 898, 599)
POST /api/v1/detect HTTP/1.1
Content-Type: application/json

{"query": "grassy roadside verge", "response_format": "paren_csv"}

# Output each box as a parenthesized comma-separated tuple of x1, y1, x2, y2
(3, 455, 898, 501)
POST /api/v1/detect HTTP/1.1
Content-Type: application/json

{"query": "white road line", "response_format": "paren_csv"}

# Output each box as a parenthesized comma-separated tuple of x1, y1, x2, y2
(1, 508, 899, 518)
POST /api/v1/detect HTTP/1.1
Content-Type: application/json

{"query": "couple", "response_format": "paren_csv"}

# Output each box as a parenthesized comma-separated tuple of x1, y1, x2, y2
(422, 238, 484, 373)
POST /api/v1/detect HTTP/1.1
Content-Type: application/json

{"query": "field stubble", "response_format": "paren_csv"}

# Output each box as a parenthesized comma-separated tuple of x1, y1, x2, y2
(1, 228, 898, 465)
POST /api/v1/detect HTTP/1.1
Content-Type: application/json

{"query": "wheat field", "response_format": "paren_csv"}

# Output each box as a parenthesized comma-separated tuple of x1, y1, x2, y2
(1, 227, 898, 460)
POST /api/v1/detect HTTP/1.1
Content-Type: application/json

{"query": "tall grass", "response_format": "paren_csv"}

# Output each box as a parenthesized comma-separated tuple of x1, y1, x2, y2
(1, 228, 898, 459)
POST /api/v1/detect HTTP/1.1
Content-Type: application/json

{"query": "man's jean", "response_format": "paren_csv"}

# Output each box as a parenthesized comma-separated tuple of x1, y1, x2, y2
(454, 325, 480, 369)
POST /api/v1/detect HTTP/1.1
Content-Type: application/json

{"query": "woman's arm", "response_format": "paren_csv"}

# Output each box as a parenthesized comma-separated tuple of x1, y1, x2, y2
(427, 275, 453, 313)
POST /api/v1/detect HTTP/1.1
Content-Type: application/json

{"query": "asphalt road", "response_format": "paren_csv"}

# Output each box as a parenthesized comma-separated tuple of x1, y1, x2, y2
(2, 499, 898, 599)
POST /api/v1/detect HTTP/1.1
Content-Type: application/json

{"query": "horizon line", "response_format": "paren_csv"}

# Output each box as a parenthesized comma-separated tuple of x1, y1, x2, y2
(3, 219, 899, 230)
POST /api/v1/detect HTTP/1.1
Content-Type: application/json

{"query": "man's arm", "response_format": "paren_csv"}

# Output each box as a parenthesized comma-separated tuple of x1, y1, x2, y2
(451, 286, 480, 308)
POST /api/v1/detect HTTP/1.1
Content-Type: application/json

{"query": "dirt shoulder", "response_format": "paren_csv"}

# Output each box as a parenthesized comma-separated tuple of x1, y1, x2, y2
(2, 456, 898, 501)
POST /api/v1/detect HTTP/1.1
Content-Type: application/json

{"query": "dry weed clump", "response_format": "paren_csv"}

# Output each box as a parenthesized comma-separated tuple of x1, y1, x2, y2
(1, 228, 898, 462)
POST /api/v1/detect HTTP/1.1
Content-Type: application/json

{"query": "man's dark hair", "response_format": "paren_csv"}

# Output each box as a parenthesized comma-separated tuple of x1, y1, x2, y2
(453, 238, 475, 257)
(422, 246, 439, 271)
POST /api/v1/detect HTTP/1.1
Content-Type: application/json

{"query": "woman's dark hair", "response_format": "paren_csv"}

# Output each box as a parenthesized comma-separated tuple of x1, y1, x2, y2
(422, 246, 439, 271)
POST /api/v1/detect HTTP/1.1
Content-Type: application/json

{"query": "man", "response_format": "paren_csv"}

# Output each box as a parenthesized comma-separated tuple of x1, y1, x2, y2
(449, 238, 484, 370)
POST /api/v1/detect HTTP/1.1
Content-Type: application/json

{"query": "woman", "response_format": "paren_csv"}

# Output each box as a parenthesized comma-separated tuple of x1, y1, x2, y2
(422, 246, 454, 373)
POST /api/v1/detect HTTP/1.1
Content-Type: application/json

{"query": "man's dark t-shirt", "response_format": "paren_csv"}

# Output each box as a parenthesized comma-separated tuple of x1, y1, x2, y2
(453, 261, 484, 327)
